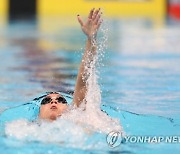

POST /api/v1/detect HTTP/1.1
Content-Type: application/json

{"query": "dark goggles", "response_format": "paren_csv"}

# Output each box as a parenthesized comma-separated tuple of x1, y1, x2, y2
(41, 96, 67, 105)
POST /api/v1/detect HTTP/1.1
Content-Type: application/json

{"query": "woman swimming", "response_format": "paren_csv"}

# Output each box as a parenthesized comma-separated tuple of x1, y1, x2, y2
(39, 8, 103, 121)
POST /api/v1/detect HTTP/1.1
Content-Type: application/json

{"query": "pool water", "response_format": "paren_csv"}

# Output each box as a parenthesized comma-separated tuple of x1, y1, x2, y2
(0, 17, 180, 153)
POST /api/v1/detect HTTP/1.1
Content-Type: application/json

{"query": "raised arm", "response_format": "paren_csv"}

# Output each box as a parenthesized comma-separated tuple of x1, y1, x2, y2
(73, 8, 102, 107)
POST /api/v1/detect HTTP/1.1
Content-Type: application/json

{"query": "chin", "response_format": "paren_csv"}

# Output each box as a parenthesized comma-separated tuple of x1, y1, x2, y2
(49, 113, 59, 121)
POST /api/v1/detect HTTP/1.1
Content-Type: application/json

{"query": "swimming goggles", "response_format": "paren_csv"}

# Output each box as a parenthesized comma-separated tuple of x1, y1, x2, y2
(41, 96, 67, 105)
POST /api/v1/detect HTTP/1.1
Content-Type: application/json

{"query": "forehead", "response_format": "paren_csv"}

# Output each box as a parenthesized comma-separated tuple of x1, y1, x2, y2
(45, 93, 62, 98)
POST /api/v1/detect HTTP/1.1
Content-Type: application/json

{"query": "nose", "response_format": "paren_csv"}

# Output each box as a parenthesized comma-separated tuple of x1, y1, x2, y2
(50, 101, 58, 104)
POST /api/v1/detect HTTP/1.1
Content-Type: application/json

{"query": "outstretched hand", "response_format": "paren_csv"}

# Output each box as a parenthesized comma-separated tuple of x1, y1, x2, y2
(77, 8, 102, 40)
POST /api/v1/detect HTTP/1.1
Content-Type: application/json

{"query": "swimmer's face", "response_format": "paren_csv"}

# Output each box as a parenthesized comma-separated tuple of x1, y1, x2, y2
(39, 93, 68, 121)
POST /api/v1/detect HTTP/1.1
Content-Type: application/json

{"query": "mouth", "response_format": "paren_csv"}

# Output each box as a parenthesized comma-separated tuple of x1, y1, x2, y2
(50, 106, 57, 110)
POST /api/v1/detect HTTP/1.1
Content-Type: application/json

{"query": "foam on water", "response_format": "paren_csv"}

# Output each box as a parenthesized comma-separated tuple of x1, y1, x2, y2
(5, 119, 87, 146)
(4, 23, 122, 147)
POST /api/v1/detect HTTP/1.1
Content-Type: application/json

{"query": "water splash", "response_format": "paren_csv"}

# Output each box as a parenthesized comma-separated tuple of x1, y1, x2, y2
(63, 20, 122, 134)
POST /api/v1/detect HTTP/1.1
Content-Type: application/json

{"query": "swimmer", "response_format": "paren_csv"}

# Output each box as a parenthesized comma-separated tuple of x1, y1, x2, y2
(39, 8, 103, 121)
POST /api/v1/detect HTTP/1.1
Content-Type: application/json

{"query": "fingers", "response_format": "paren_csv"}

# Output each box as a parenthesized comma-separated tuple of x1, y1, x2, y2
(94, 12, 101, 25)
(77, 15, 84, 26)
(88, 8, 95, 19)
(77, 8, 103, 30)
(92, 8, 100, 20)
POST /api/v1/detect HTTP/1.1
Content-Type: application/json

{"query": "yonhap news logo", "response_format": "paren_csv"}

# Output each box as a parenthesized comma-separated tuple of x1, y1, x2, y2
(106, 131, 123, 148)
(106, 131, 180, 148)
